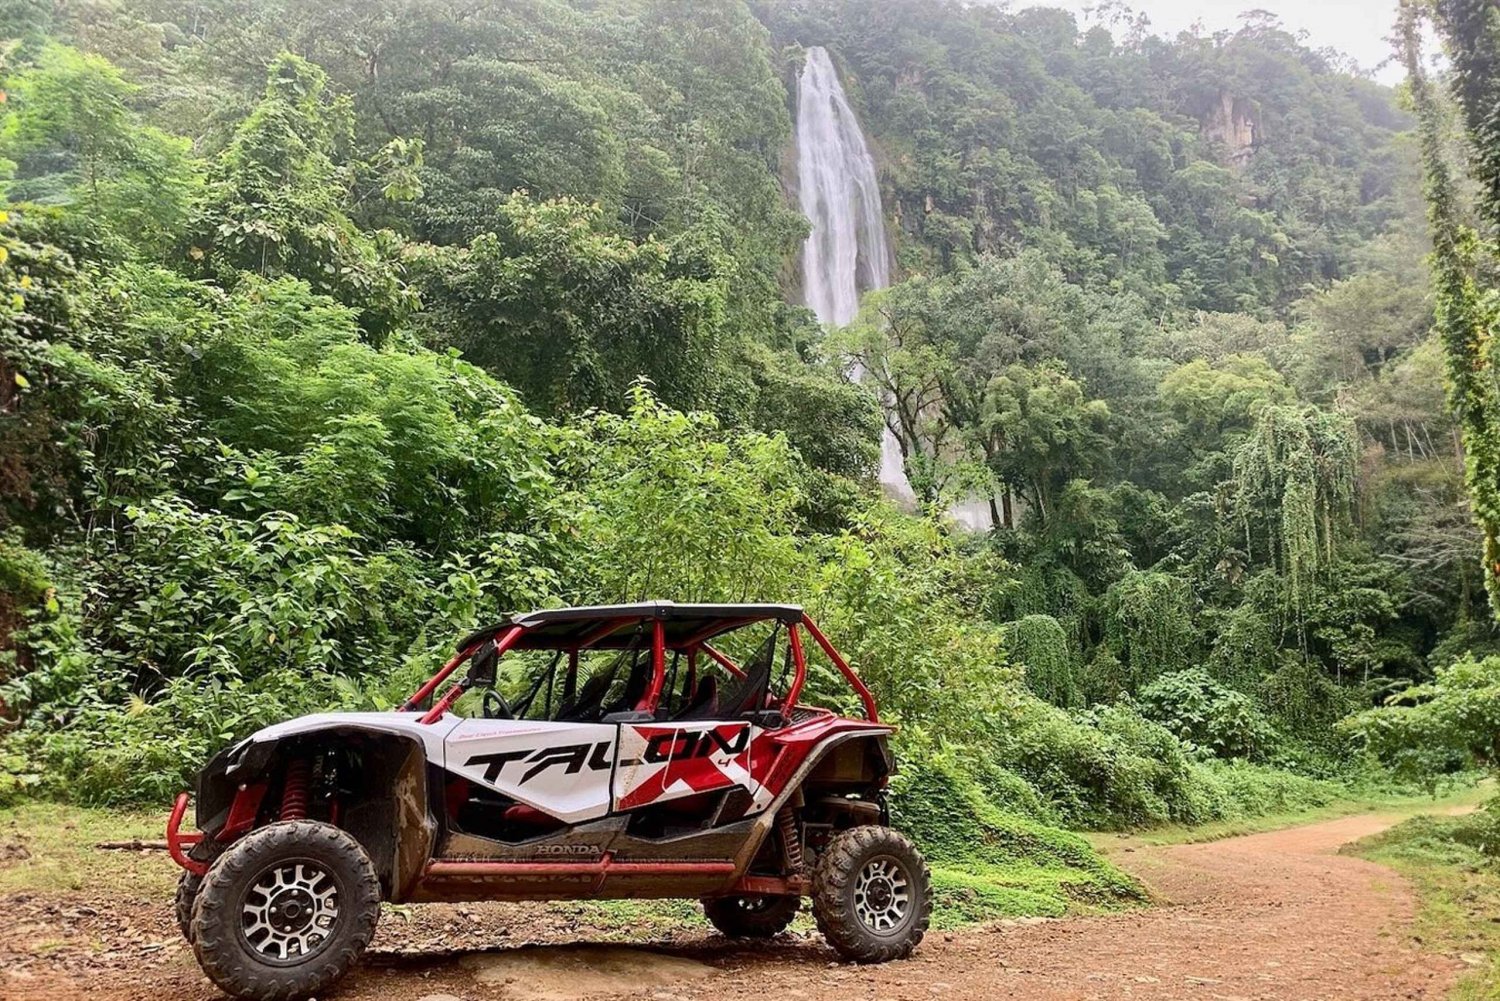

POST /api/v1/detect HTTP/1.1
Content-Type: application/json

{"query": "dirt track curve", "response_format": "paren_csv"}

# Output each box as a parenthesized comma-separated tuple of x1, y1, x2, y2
(1, 811, 1463, 1001)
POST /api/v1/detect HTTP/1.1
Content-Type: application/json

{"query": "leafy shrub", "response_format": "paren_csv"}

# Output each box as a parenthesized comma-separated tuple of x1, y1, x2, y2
(1139, 669, 1278, 759)
(888, 742, 1142, 921)
(997, 699, 1197, 829)
(1262, 654, 1364, 749)
(0, 534, 51, 605)
(1205, 603, 1277, 689)
(1184, 758, 1343, 821)
(1343, 654, 1500, 784)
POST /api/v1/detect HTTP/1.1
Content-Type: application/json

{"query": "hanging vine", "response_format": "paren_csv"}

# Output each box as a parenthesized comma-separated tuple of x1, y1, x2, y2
(1401, 2, 1500, 616)
(1230, 404, 1359, 619)
(1102, 571, 1195, 690)
(1006, 613, 1080, 708)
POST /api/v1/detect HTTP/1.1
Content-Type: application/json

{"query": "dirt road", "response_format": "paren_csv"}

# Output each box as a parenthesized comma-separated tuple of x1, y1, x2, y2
(0, 811, 1462, 1001)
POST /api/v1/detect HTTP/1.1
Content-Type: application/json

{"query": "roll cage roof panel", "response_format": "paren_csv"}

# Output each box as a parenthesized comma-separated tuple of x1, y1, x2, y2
(457, 602, 805, 653)
(408, 601, 878, 724)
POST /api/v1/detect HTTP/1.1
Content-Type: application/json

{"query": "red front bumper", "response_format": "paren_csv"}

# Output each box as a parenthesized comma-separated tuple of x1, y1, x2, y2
(166, 792, 208, 875)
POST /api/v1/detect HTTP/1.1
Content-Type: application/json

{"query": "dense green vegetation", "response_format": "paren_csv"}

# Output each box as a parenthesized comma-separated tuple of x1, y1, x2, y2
(0, 0, 1493, 911)
(1340, 10, 1500, 988)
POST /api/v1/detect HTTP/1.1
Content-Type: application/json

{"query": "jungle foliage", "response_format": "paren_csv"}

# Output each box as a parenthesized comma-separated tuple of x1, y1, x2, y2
(0, 0, 1485, 851)
(1332, 4, 1500, 825)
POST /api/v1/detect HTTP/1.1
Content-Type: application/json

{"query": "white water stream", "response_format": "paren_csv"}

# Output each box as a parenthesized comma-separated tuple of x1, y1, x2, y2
(794, 46, 990, 528)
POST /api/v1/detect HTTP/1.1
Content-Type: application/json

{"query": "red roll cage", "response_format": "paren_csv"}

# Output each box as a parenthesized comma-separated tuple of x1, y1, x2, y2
(397, 602, 878, 725)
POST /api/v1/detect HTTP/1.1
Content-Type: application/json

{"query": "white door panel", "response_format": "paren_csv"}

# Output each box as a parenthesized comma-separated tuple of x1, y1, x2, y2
(444, 720, 617, 825)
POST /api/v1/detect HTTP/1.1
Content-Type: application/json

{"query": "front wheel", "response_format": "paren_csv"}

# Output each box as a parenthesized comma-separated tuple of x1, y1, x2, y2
(190, 820, 381, 1001)
(811, 825, 931, 963)
(702, 894, 800, 938)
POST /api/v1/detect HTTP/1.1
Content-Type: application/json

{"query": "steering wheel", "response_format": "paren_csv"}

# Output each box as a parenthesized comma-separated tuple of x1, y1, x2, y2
(482, 689, 514, 720)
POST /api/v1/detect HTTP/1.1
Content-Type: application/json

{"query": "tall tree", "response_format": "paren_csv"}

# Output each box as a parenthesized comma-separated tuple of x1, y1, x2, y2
(1401, 3, 1500, 614)
(187, 53, 418, 342)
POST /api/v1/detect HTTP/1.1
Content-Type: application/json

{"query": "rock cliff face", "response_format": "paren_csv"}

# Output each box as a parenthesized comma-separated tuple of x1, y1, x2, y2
(1202, 90, 1258, 169)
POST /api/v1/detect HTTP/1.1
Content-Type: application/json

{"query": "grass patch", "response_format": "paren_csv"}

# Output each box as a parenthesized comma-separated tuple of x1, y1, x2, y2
(1090, 778, 1491, 851)
(561, 897, 710, 935)
(1350, 804, 1500, 1001)
(0, 801, 175, 897)
(891, 754, 1146, 927)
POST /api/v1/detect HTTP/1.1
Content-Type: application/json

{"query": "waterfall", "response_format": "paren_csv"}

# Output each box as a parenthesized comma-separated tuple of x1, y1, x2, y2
(795, 47, 991, 528)
(795, 46, 915, 508)
(795, 46, 890, 328)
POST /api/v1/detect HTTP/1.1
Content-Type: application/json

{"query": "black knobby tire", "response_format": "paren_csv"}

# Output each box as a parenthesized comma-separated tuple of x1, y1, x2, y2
(811, 825, 931, 963)
(175, 836, 223, 944)
(175, 871, 203, 943)
(702, 894, 800, 938)
(190, 820, 381, 1001)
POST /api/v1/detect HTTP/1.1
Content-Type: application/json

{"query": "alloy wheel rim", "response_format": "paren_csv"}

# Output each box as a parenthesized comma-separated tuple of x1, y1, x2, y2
(853, 854, 911, 933)
(240, 860, 340, 964)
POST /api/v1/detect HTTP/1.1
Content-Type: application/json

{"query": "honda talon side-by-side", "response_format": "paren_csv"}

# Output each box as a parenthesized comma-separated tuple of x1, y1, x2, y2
(167, 602, 932, 1000)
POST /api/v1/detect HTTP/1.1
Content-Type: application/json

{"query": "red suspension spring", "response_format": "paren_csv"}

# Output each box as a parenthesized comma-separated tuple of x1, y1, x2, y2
(777, 807, 805, 872)
(279, 758, 310, 821)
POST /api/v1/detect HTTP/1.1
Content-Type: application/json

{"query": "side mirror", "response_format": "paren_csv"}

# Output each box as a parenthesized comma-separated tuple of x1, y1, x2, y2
(467, 639, 499, 688)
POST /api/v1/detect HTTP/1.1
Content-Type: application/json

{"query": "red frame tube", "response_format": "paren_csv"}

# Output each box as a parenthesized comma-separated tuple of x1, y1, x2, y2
(420, 625, 524, 724)
(424, 858, 736, 878)
(221, 782, 268, 841)
(800, 614, 879, 722)
(399, 612, 878, 723)
(674, 617, 758, 651)
(400, 643, 482, 713)
(167, 793, 208, 875)
(699, 642, 747, 679)
(783, 622, 808, 711)
(638, 619, 667, 712)
(572, 618, 631, 650)
(729, 873, 811, 896)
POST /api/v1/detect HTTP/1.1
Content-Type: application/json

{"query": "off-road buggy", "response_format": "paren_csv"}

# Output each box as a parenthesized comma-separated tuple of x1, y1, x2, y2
(168, 602, 932, 1000)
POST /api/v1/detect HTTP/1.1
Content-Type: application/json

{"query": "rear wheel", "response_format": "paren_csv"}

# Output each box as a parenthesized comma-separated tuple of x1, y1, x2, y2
(174, 871, 203, 943)
(175, 836, 222, 944)
(190, 820, 380, 1001)
(702, 894, 800, 938)
(812, 826, 931, 963)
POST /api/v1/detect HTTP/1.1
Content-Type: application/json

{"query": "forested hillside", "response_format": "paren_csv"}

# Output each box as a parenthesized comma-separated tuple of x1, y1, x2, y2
(0, 0, 1485, 869)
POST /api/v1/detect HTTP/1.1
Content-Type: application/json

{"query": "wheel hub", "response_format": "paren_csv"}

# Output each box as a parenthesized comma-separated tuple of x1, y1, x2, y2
(241, 861, 340, 963)
(267, 888, 315, 934)
(853, 856, 911, 933)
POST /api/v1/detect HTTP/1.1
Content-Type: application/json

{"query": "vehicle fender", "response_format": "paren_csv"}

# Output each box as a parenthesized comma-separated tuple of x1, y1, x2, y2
(726, 726, 894, 881)
(193, 713, 455, 900)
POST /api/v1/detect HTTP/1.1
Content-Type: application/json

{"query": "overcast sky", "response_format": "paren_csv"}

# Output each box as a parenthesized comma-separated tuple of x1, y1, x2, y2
(1045, 1, 1406, 82)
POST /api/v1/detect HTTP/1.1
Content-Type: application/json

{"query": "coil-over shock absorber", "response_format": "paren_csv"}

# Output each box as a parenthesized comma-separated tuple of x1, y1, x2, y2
(279, 758, 310, 821)
(777, 806, 805, 873)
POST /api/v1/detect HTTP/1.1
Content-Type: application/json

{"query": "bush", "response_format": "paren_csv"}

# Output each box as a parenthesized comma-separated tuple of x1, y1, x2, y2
(1184, 759, 1343, 821)
(888, 742, 1142, 922)
(1103, 571, 1196, 689)
(997, 699, 1198, 829)
(1139, 669, 1278, 759)
(1342, 654, 1500, 784)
